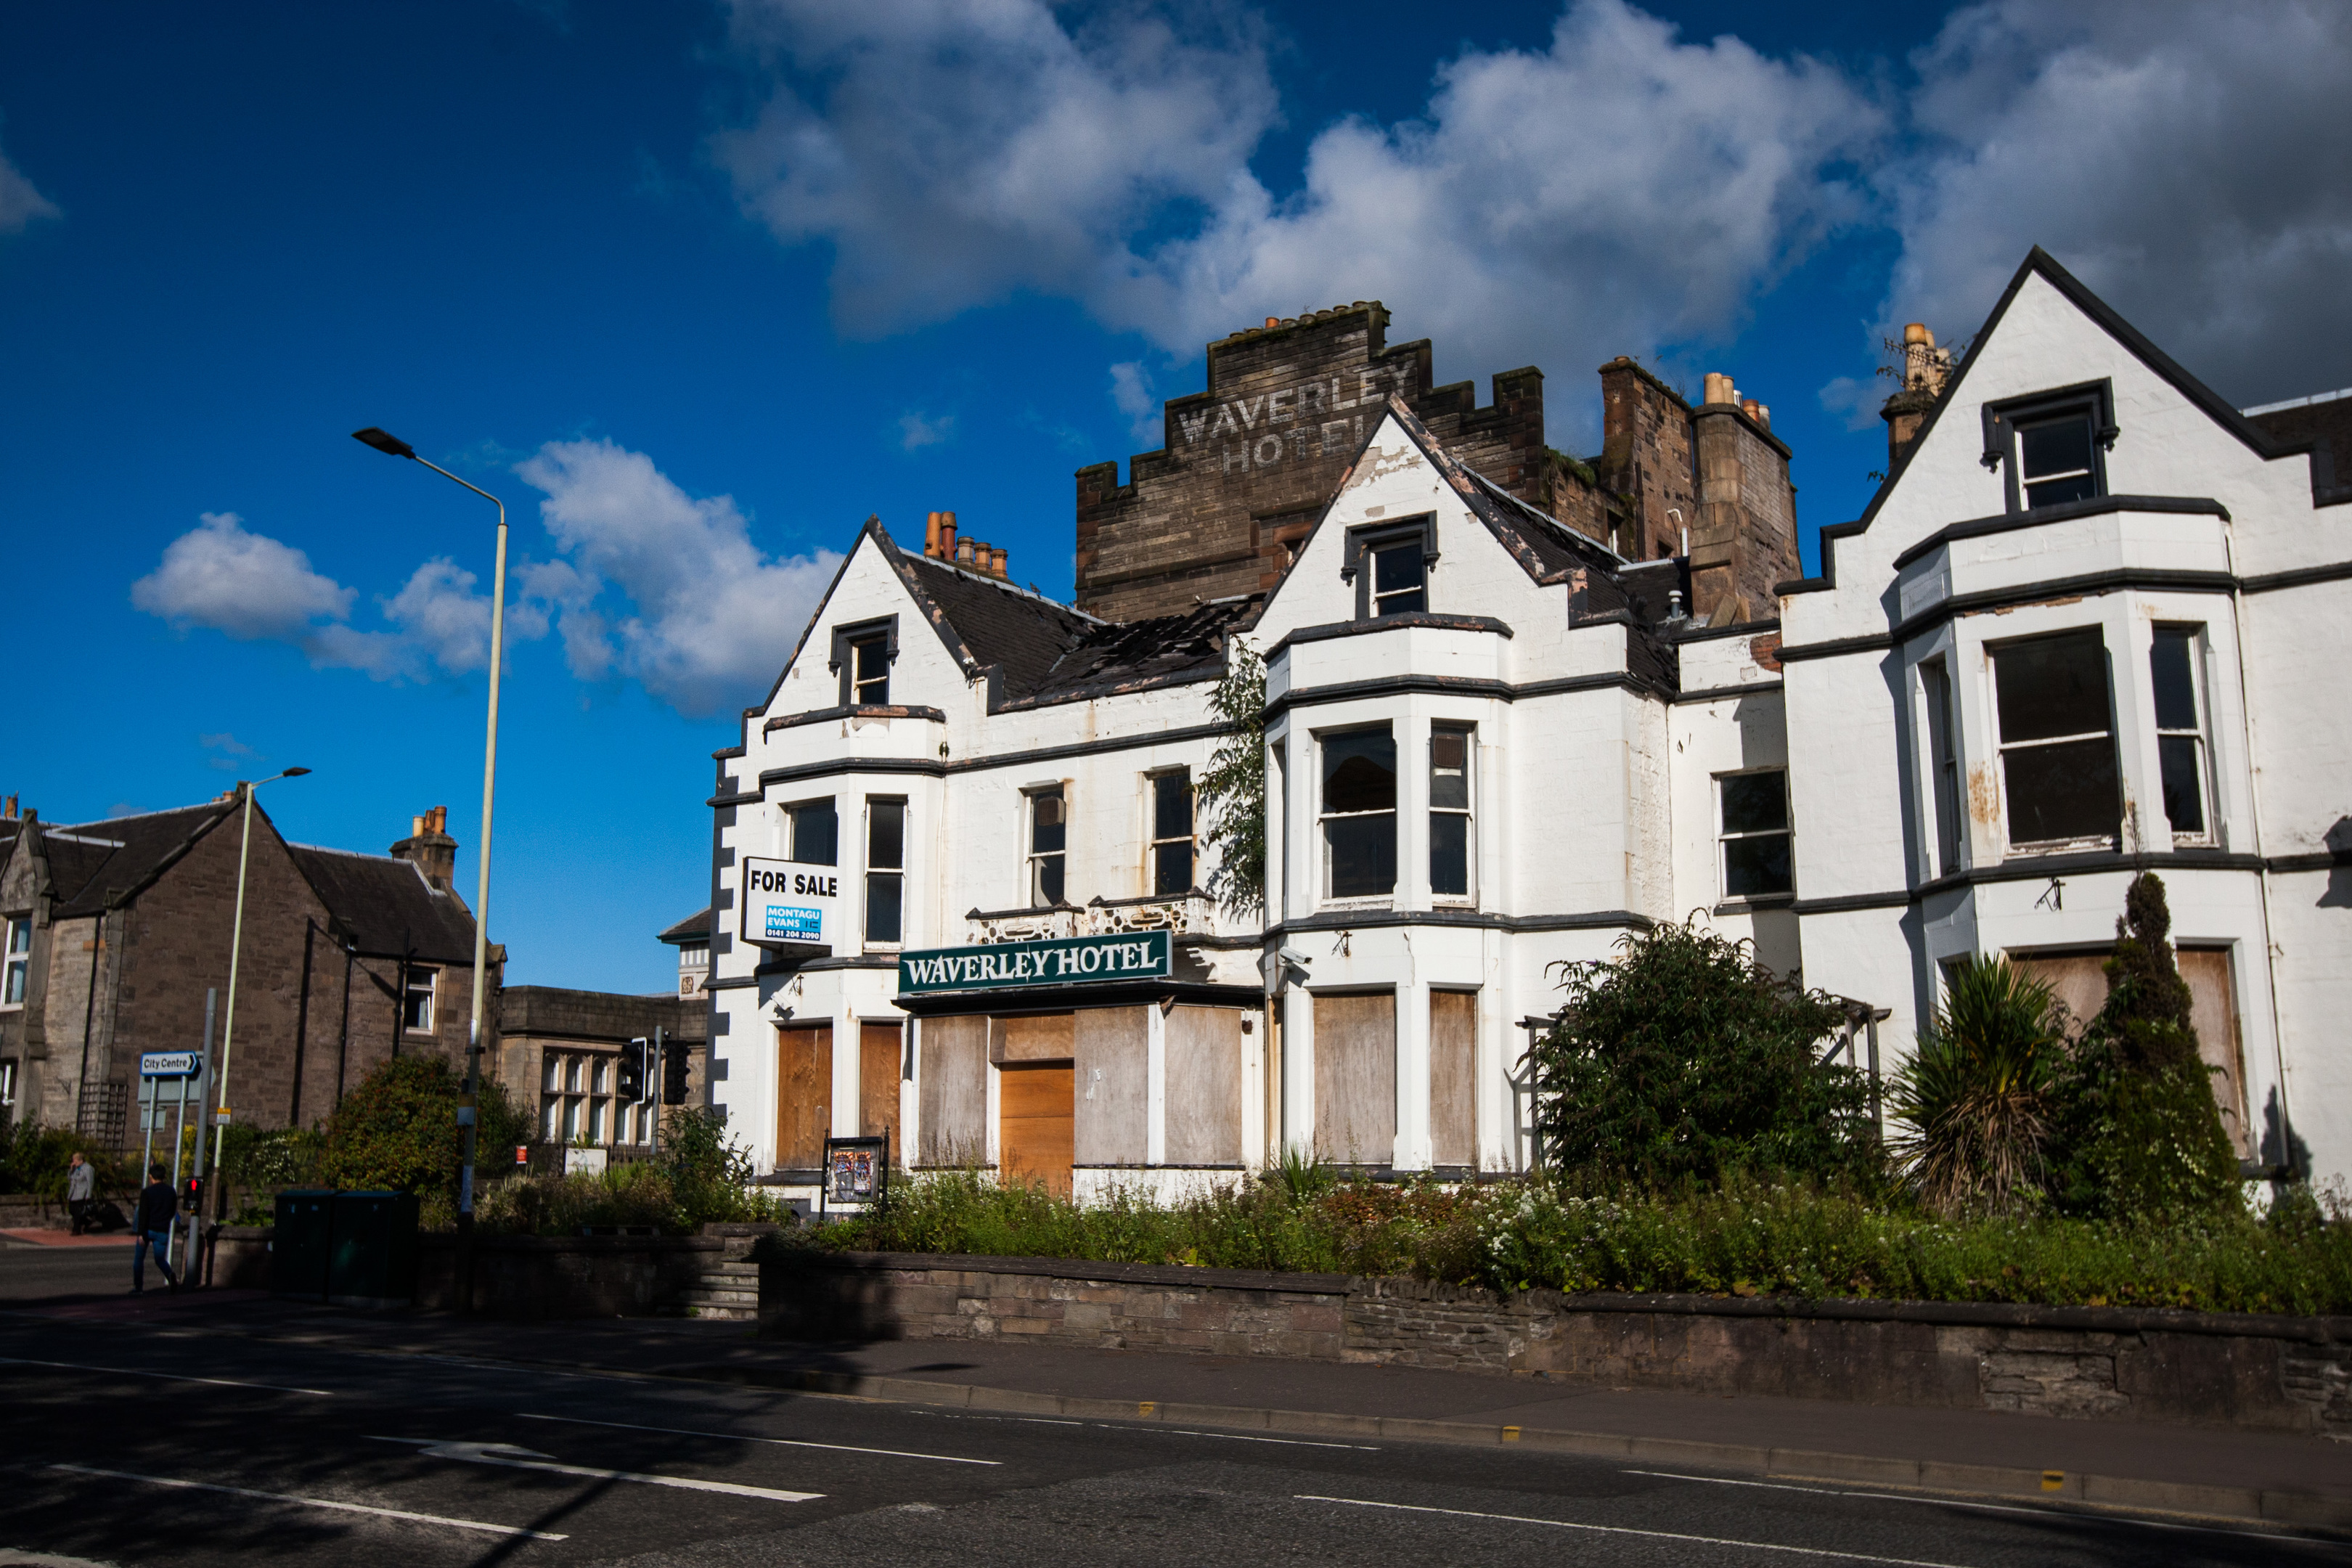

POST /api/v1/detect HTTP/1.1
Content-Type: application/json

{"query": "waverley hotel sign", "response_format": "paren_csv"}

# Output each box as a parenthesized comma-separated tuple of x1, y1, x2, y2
(898, 931, 1172, 997)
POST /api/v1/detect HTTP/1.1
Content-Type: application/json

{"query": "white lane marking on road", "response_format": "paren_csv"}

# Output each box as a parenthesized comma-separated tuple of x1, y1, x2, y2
(908, 1410, 1083, 1427)
(1623, 1469, 2333, 1543)
(369, 1437, 822, 1502)
(0, 1355, 331, 1396)
(1294, 1494, 1973, 1567)
(1151, 1428, 1379, 1451)
(517, 1411, 1001, 1466)
(48, 1463, 565, 1540)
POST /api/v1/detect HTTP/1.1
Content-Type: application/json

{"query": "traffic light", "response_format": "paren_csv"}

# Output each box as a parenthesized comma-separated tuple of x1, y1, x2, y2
(661, 1032, 690, 1105)
(181, 1175, 203, 1212)
(617, 1038, 648, 1103)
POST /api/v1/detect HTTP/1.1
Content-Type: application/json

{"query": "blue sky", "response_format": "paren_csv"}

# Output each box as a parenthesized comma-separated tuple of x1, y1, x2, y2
(3, 1, 2345, 992)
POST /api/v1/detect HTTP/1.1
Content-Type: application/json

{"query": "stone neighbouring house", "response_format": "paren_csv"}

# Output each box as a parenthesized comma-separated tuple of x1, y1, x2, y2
(703, 250, 2348, 1196)
(0, 796, 496, 1146)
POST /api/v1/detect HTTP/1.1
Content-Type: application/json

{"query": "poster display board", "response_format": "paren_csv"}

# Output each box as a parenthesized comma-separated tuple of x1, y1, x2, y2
(820, 1133, 889, 1219)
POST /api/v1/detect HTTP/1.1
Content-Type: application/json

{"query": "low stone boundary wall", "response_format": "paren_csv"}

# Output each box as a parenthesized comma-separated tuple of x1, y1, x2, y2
(415, 1233, 725, 1319)
(759, 1249, 2352, 1436)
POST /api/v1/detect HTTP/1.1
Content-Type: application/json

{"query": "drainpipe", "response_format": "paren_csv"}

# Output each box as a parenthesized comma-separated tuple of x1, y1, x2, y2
(2222, 519, 2298, 1180)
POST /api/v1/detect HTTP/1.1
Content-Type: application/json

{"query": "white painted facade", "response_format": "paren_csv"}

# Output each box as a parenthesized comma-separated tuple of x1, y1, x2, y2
(703, 250, 2348, 1196)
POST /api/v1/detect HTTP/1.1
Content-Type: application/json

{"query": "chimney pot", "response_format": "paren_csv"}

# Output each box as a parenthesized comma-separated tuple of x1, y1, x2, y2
(1265, 317, 1279, 328)
(991, 546, 1008, 577)
(1703, 372, 1732, 405)
(939, 511, 958, 558)
(1741, 399, 1761, 422)
(1904, 322, 1932, 347)
(925, 510, 943, 558)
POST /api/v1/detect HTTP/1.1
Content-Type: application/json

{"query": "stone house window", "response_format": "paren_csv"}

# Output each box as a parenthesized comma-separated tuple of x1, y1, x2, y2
(2151, 625, 2213, 842)
(1719, 769, 1794, 899)
(401, 968, 437, 1034)
(1321, 726, 1397, 901)
(1149, 769, 1193, 895)
(866, 797, 905, 945)
(1429, 726, 1473, 901)
(1026, 786, 1067, 906)
(2, 916, 28, 1007)
(1992, 629, 2120, 852)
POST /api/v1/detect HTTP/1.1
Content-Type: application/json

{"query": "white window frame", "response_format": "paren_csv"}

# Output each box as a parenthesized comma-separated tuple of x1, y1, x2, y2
(1428, 724, 1474, 905)
(1318, 724, 1398, 906)
(865, 796, 907, 949)
(1990, 629, 2120, 855)
(785, 797, 840, 866)
(1025, 784, 1068, 907)
(401, 967, 437, 1034)
(0, 1059, 15, 1108)
(1146, 767, 1194, 897)
(1716, 767, 1794, 902)
(2149, 624, 2215, 846)
(2, 915, 28, 1008)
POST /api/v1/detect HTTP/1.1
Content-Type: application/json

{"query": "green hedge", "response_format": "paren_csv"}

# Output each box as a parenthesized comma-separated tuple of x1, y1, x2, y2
(800, 1170, 2352, 1316)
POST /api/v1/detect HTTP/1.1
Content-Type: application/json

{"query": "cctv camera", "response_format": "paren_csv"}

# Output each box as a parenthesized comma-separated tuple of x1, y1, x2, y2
(1277, 946, 1312, 968)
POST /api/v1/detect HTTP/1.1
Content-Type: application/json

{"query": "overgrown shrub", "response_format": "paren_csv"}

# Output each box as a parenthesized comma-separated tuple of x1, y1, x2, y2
(471, 1164, 682, 1236)
(317, 1055, 531, 1196)
(2046, 874, 2243, 1219)
(661, 1107, 780, 1226)
(1527, 920, 1874, 1189)
(1888, 957, 2068, 1217)
(0, 1120, 130, 1200)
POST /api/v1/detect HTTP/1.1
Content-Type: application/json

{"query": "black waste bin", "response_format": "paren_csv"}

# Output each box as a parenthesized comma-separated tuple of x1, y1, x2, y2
(327, 1190, 420, 1309)
(271, 1189, 336, 1302)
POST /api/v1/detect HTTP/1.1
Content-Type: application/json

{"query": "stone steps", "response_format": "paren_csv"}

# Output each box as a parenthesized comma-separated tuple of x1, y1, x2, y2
(674, 1257, 761, 1321)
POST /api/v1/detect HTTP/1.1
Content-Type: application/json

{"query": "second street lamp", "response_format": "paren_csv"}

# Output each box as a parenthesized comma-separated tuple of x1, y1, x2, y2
(209, 766, 311, 1244)
(352, 426, 508, 1281)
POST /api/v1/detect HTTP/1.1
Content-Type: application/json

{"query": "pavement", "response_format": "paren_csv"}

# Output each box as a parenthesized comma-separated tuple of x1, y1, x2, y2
(1, 1241, 2348, 1564)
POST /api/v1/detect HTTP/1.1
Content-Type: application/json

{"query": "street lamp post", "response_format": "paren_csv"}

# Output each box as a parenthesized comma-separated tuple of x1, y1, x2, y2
(353, 428, 507, 1294)
(210, 767, 311, 1236)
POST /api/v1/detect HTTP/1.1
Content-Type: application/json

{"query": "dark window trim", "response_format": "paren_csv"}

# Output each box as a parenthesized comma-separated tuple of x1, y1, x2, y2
(1341, 516, 1439, 619)
(828, 616, 900, 708)
(1981, 380, 2118, 514)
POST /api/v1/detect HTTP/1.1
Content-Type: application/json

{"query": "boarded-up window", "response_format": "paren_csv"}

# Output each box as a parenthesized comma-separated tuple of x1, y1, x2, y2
(775, 1024, 830, 1170)
(1000, 1063, 1074, 1196)
(1429, 991, 1476, 1168)
(1315, 992, 1396, 1165)
(1074, 1007, 1147, 1166)
(859, 1021, 902, 1161)
(917, 1015, 988, 1167)
(1166, 1005, 1243, 1165)
(2008, 947, 2250, 1158)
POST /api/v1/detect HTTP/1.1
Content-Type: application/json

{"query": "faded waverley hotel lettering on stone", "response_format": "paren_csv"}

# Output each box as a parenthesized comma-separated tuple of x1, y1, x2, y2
(1183, 366, 1403, 474)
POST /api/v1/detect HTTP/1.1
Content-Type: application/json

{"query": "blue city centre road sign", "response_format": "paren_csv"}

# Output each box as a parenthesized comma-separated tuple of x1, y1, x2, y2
(139, 1052, 201, 1077)
(897, 931, 1171, 997)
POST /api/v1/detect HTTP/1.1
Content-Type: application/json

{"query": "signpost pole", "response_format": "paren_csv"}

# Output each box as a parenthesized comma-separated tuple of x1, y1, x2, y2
(648, 1027, 663, 1160)
(189, 989, 216, 1289)
(171, 1068, 190, 1273)
(139, 1069, 158, 1188)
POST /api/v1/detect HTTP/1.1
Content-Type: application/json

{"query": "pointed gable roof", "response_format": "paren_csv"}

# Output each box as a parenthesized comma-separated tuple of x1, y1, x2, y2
(1788, 246, 2343, 595)
(45, 803, 237, 918)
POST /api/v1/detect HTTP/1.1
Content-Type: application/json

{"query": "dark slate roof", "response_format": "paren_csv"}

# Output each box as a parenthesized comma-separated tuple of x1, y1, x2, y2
(893, 550, 1101, 702)
(46, 804, 234, 918)
(658, 906, 714, 945)
(286, 844, 478, 964)
(1010, 599, 1255, 709)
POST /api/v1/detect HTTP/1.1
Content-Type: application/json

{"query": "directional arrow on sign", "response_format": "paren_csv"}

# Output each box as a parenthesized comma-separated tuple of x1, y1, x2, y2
(368, 1437, 822, 1503)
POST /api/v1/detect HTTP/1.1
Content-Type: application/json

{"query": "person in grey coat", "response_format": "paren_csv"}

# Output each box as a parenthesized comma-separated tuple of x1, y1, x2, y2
(65, 1151, 95, 1234)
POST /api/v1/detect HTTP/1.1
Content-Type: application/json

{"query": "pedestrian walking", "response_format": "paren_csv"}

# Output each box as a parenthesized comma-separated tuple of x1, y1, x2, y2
(65, 1151, 96, 1234)
(130, 1162, 179, 1294)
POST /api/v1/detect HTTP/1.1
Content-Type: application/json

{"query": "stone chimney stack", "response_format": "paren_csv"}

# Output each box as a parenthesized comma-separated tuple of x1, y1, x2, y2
(1881, 323, 1953, 470)
(391, 804, 458, 891)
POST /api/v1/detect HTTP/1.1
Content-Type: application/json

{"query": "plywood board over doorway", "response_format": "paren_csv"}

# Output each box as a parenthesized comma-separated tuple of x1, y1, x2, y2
(1000, 1063, 1074, 1196)
(1166, 1005, 1243, 1165)
(776, 1024, 830, 1170)
(1315, 992, 1395, 1167)
(1429, 990, 1476, 1168)
(1073, 1007, 1147, 1167)
(859, 1021, 903, 1162)
(918, 1016, 987, 1167)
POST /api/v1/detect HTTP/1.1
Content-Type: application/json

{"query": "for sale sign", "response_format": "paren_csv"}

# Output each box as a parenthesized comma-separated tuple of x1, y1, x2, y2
(739, 856, 839, 950)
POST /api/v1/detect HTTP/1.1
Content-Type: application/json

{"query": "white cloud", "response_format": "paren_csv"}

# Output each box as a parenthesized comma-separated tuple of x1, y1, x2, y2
(716, 0, 1882, 438)
(1879, 1, 2352, 405)
(1108, 361, 1159, 447)
(1816, 374, 1885, 434)
(0, 142, 59, 234)
(516, 438, 844, 716)
(197, 732, 260, 773)
(897, 409, 955, 450)
(131, 513, 354, 640)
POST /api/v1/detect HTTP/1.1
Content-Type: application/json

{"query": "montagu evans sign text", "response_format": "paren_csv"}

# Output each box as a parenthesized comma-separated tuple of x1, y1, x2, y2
(897, 931, 1171, 996)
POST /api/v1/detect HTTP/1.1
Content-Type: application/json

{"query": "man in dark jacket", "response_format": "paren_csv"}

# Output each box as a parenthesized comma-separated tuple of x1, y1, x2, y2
(130, 1163, 179, 1294)
(65, 1152, 96, 1233)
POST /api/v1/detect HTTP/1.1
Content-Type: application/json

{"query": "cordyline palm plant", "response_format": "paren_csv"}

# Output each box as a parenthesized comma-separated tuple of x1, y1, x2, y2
(1890, 957, 2070, 1217)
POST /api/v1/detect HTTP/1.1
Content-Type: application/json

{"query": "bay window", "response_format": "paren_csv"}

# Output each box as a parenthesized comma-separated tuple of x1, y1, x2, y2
(1321, 727, 1397, 899)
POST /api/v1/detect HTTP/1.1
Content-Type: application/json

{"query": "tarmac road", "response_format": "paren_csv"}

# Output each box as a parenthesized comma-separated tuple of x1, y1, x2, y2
(0, 1306, 2341, 1568)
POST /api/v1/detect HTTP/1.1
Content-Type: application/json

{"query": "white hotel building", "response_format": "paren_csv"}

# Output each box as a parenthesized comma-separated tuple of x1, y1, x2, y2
(701, 250, 2350, 1204)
